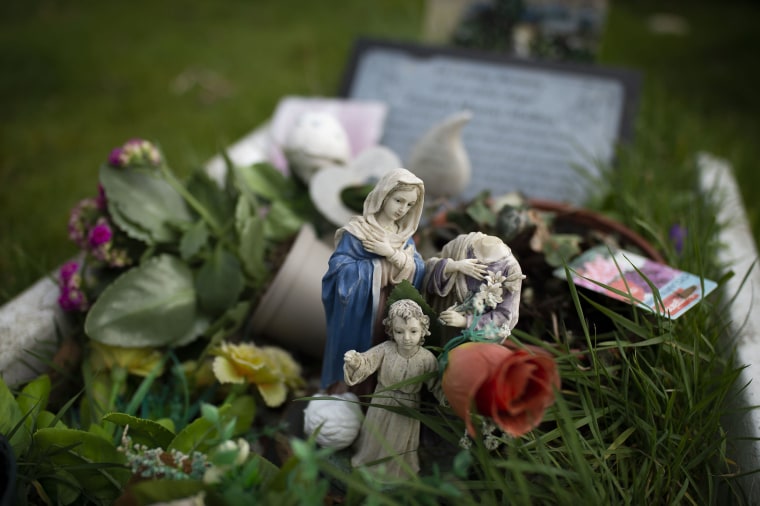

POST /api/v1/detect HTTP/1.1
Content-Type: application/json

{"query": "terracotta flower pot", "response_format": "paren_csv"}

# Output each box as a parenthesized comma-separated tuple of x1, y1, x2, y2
(527, 198, 664, 263)
(249, 224, 332, 357)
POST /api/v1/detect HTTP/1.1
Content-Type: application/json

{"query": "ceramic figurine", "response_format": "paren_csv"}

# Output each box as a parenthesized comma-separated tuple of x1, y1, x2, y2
(343, 299, 439, 479)
(424, 232, 525, 342)
(283, 111, 352, 183)
(407, 110, 472, 199)
(321, 168, 426, 392)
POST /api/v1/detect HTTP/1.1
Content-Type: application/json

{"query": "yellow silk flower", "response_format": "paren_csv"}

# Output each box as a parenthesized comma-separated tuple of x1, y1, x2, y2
(89, 341, 165, 377)
(212, 342, 303, 407)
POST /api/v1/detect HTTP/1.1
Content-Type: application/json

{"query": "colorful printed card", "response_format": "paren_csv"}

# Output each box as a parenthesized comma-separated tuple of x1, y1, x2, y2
(554, 246, 718, 319)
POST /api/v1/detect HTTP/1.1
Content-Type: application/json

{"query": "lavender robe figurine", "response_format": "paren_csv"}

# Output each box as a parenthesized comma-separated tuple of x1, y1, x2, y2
(424, 232, 524, 342)
(321, 168, 426, 391)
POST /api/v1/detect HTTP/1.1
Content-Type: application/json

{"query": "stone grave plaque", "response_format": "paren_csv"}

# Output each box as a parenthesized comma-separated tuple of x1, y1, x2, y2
(340, 38, 640, 204)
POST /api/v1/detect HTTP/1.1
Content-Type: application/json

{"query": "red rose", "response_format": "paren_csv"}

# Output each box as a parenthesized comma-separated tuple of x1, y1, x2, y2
(442, 342, 560, 437)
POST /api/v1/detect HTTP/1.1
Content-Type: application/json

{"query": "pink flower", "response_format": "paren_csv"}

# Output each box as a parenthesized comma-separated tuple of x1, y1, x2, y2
(442, 342, 560, 438)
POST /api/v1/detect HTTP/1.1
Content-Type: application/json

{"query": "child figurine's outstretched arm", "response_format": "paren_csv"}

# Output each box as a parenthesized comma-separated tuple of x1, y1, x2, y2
(343, 344, 387, 387)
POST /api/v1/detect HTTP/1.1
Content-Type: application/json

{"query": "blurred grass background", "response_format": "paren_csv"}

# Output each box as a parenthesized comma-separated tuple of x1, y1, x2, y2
(1, 0, 758, 304)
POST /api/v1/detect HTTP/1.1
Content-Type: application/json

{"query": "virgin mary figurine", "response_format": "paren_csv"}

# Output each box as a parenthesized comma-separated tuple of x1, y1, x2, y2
(320, 168, 426, 391)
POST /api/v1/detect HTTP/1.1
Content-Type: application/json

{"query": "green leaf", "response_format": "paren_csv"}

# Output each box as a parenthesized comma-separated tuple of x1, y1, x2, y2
(236, 197, 267, 283)
(172, 312, 212, 348)
(85, 255, 197, 347)
(169, 398, 254, 454)
(195, 245, 244, 316)
(128, 480, 206, 504)
(32, 427, 130, 501)
(100, 164, 192, 244)
(452, 450, 473, 479)
(543, 234, 582, 268)
(0, 376, 32, 457)
(465, 194, 496, 227)
(186, 169, 236, 225)
(37, 410, 67, 429)
(107, 201, 154, 243)
(40, 468, 81, 505)
(235, 162, 294, 202)
(227, 395, 256, 434)
(201, 403, 220, 425)
(168, 416, 217, 454)
(17, 374, 51, 426)
(103, 412, 176, 449)
(179, 220, 209, 260)
(264, 200, 304, 242)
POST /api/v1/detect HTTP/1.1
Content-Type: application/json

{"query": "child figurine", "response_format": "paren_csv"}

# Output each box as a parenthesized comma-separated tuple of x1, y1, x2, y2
(424, 232, 525, 342)
(343, 299, 439, 479)
(321, 168, 426, 392)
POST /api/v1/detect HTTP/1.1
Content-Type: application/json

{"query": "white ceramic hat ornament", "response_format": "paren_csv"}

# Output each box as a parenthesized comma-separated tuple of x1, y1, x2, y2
(283, 111, 352, 183)
(407, 110, 473, 199)
(310, 145, 401, 227)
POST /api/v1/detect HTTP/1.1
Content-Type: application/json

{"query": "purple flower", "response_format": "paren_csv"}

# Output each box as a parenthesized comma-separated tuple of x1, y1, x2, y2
(59, 261, 80, 283)
(57, 263, 88, 312)
(58, 285, 88, 312)
(108, 138, 161, 168)
(88, 218, 113, 247)
(96, 184, 108, 210)
(669, 224, 687, 254)
(108, 147, 124, 167)
(68, 198, 99, 249)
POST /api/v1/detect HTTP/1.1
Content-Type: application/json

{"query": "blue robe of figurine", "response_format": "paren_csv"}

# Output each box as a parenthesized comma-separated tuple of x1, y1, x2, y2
(320, 231, 425, 388)
(319, 168, 427, 390)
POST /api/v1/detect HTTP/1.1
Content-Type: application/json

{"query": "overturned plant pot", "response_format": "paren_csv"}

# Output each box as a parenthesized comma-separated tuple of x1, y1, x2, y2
(249, 224, 332, 357)
(513, 198, 664, 340)
(527, 198, 664, 263)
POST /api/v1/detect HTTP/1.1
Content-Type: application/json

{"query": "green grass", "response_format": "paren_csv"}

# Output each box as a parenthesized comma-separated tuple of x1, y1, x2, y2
(599, 0, 760, 244)
(0, 0, 425, 302)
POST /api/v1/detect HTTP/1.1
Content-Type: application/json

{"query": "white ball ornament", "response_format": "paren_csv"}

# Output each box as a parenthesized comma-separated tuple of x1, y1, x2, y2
(303, 393, 362, 450)
(283, 111, 351, 183)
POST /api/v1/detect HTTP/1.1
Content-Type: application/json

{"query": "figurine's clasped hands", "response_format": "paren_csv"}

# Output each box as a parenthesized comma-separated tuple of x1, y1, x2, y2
(362, 236, 395, 258)
(446, 258, 488, 280)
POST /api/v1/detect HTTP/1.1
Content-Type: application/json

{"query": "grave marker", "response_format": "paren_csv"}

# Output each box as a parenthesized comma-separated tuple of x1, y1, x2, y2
(340, 38, 640, 204)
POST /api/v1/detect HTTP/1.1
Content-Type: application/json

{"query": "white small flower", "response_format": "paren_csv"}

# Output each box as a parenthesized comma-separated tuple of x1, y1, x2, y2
(484, 435, 501, 451)
(498, 324, 511, 339)
(472, 295, 486, 314)
(486, 271, 507, 287)
(478, 282, 503, 310)
(481, 420, 497, 435)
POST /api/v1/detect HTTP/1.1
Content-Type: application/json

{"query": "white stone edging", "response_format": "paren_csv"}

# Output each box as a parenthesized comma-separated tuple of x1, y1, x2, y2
(698, 152, 760, 494)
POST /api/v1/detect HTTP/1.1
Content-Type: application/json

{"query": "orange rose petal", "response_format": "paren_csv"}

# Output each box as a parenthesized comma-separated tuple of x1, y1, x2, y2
(442, 342, 513, 436)
(479, 347, 560, 437)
